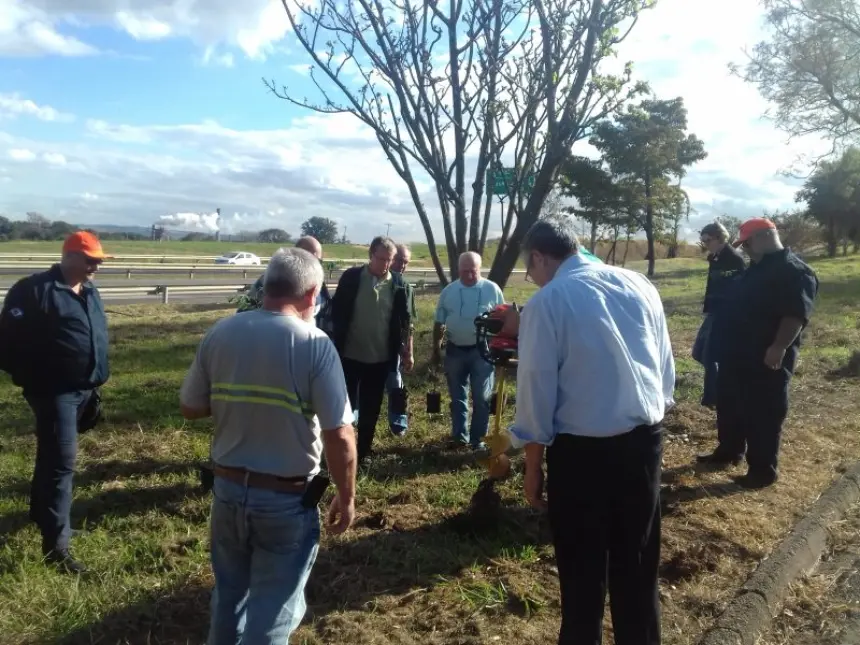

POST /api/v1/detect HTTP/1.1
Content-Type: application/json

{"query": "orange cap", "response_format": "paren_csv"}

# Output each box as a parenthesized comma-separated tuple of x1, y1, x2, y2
(733, 217, 776, 246)
(62, 231, 109, 260)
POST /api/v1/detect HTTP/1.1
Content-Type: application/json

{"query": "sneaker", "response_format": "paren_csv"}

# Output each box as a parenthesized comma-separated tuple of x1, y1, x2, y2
(389, 424, 407, 437)
(44, 549, 87, 574)
(472, 442, 491, 458)
(445, 438, 469, 450)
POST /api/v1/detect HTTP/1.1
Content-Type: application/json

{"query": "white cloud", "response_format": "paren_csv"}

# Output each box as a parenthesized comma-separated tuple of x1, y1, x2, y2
(43, 152, 66, 165)
(7, 148, 37, 162)
(0, 93, 75, 122)
(0, 1, 98, 56)
(2, 0, 291, 60)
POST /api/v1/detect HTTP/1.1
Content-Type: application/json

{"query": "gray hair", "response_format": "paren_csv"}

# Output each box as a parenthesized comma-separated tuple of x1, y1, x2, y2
(521, 220, 579, 261)
(700, 222, 729, 243)
(395, 243, 410, 256)
(263, 247, 323, 299)
(369, 235, 397, 256)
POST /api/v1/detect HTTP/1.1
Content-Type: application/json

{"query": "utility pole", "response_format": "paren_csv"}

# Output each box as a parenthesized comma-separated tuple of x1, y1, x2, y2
(385, 223, 391, 236)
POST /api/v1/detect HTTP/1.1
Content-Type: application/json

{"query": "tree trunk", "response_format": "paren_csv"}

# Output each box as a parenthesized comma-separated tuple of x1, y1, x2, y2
(590, 220, 598, 253)
(644, 175, 656, 277)
(622, 230, 632, 266)
(827, 216, 838, 258)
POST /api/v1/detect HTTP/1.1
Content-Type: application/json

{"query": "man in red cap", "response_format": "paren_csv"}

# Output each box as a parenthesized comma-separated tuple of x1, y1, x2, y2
(0, 230, 111, 572)
(698, 218, 819, 488)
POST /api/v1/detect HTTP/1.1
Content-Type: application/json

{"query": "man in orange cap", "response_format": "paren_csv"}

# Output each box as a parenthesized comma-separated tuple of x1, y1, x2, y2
(698, 218, 819, 488)
(0, 230, 111, 572)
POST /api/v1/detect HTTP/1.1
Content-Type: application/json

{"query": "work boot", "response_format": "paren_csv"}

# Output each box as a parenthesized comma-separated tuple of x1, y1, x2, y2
(696, 450, 743, 468)
(736, 469, 778, 490)
(44, 549, 87, 574)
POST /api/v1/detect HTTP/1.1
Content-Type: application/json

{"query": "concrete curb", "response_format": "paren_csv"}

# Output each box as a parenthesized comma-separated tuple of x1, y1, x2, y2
(696, 462, 860, 645)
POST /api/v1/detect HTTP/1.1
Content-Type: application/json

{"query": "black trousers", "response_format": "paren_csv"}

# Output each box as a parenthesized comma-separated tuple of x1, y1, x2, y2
(24, 390, 91, 554)
(716, 364, 790, 477)
(341, 358, 390, 460)
(546, 425, 662, 645)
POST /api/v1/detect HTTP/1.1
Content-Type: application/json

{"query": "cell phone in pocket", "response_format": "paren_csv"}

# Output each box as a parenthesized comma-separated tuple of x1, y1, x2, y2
(301, 473, 331, 508)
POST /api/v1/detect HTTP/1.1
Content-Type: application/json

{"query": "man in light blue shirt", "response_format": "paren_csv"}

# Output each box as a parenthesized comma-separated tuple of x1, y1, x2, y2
(432, 252, 505, 449)
(509, 220, 674, 645)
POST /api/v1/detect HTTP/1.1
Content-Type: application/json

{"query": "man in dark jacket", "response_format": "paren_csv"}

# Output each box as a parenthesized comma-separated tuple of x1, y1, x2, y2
(693, 222, 746, 407)
(330, 236, 412, 464)
(238, 237, 332, 335)
(0, 231, 111, 573)
(699, 218, 819, 488)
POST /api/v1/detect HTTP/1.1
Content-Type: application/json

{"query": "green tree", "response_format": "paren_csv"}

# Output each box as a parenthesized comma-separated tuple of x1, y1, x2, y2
(558, 155, 626, 254)
(589, 96, 707, 276)
(269, 0, 654, 287)
(796, 147, 860, 256)
(258, 228, 292, 243)
(732, 0, 860, 152)
(300, 217, 339, 245)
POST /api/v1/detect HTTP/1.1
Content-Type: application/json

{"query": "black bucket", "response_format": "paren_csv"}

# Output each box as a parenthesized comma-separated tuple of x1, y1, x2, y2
(426, 391, 441, 414)
(390, 387, 409, 416)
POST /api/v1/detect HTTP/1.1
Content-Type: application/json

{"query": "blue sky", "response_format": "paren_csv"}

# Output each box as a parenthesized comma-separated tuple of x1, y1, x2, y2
(0, 0, 831, 244)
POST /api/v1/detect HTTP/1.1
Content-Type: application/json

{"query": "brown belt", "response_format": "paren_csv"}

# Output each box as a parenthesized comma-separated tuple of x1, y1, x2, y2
(213, 464, 308, 493)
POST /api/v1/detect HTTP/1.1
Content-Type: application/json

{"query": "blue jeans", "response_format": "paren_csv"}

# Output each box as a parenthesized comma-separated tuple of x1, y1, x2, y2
(208, 476, 320, 645)
(24, 390, 90, 554)
(693, 314, 718, 408)
(444, 344, 494, 446)
(387, 355, 408, 435)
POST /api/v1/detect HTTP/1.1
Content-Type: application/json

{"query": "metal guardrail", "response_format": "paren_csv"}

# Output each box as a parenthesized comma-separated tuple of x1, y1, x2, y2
(0, 279, 447, 304)
(0, 254, 371, 264)
(0, 284, 252, 304)
(0, 262, 526, 280)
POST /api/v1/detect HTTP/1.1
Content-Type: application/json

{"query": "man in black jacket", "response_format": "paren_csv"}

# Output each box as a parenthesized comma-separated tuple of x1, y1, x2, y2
(0, 231, 111, 573)
(699, 218, 819, 487)
(693, 222, 746, 408)
(238, 237, 333, 335)
(330, 236, 412, 464)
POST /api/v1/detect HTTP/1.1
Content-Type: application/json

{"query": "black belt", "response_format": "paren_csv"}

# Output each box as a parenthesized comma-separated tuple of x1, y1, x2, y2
(213, 464, 308, 493)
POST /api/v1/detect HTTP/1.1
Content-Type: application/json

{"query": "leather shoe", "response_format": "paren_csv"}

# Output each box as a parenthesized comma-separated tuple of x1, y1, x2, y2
(44, 549, 87, 574)
(696, 451, 743, 467)
(735, 470, 778, 489)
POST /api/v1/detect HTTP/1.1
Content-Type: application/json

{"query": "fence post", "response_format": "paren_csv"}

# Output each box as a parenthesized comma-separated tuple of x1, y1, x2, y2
(126, 269, 131, 279)
(161, 286, 169, 304)
(188, 269, 193, 279)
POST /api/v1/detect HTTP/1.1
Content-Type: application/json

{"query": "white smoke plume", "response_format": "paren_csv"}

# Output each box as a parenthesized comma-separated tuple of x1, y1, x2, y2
(156, 211, 220, 233)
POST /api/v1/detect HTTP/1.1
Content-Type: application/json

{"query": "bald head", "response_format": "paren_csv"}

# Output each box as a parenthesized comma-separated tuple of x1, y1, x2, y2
(295, 236, 322, 259)
(392, 243, 411, 273)
(458, 251, 482, 286)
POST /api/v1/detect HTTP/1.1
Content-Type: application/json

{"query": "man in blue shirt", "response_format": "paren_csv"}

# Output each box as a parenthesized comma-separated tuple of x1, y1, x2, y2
(509, 220, 675, 645)
(432, 252, 505, 450)
(700, 218, 819, 488)
(0, 231, 111, 574)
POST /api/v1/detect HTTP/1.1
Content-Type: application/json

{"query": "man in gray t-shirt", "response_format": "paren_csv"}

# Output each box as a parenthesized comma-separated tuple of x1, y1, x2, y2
(180, 247, 357, 645)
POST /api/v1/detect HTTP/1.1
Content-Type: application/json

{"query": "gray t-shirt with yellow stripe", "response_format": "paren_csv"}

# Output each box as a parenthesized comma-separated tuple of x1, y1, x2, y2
(180, 308, 353, 478)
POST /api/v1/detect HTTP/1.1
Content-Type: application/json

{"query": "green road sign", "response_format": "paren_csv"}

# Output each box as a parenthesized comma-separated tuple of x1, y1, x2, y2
(489, 167, 536, 196)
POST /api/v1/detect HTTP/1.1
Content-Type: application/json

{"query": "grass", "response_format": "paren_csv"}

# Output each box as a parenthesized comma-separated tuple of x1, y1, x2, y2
(1, 255, 859, 644)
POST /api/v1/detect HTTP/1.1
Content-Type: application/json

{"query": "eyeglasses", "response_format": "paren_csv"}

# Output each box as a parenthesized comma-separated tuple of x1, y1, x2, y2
(85, 258, 103, 266)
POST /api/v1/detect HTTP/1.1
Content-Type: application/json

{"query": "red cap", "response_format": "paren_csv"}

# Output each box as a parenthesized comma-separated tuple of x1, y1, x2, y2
(733, 218, 776, 246)
(62, 231, 109, 260)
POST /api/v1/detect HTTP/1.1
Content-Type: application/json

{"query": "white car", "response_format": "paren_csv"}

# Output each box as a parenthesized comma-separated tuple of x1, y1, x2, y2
(214, 251, 261, 266)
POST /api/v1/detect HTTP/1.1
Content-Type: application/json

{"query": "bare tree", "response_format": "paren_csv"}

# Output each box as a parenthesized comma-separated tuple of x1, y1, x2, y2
(731, 0, 860, 160)
(268, 0, 652, 286)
